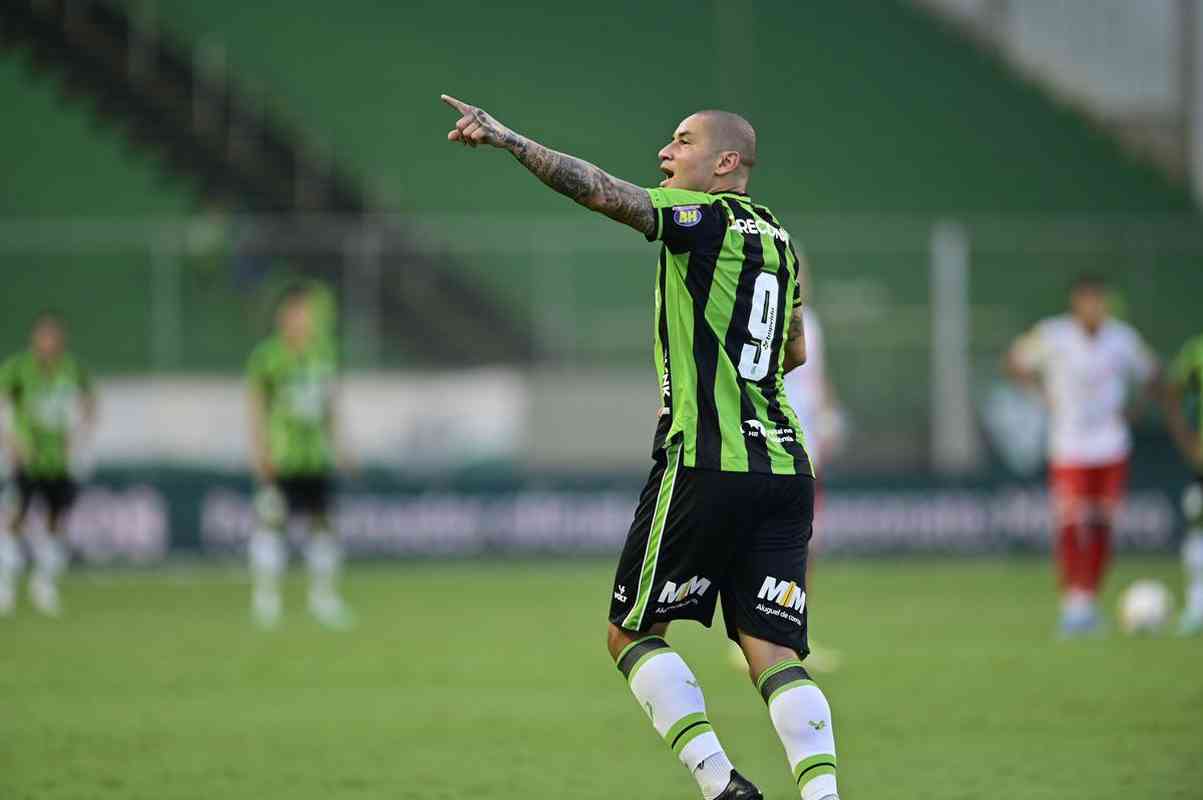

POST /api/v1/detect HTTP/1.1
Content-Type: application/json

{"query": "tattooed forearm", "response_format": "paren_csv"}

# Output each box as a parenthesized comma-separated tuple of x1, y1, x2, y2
(507, 135, 656, 237)
(443, 97, 656, 236)
(787, 307, 804, 341)
(783, 307, 807, 372)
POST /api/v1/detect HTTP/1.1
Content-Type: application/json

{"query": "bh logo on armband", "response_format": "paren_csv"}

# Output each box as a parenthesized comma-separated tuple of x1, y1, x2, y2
(673, 205, 702, 227)
(758, 576, 806, 613)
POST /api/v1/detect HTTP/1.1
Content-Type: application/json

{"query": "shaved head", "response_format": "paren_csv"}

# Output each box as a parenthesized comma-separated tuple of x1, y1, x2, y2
(657, 110, 758, 192)
(694, 110, 757, 168)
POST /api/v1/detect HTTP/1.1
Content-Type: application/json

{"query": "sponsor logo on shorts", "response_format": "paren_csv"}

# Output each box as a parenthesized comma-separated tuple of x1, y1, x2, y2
(673, 205, 703, 227)
(758, 576, 806, 612)
(659, 576, 712, 604)
(613, 584, 628, 603)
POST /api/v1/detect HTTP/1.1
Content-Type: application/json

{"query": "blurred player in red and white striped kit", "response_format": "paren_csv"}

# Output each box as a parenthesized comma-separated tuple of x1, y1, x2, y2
(1006, 274, 1161, 636)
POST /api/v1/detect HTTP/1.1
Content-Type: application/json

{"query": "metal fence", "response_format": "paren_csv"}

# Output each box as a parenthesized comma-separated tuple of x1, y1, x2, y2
(1, 213, 1199, 472)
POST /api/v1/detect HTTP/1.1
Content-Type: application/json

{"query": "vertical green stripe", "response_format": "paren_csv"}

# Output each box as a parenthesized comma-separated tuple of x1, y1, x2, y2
(665, 252, 698, 467)
(710, 226, 748, 471)
(621, 440, 682, 630)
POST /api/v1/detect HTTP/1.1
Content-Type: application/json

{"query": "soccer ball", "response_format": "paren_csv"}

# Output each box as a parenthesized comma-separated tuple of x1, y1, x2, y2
(1117, 580, 1173, 635)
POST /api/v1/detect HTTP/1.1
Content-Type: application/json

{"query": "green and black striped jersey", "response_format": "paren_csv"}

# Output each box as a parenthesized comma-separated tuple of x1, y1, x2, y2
(644, 186, 812, 476)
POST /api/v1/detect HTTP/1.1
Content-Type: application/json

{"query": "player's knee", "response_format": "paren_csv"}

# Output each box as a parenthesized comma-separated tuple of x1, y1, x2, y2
(739, 631, 799, 684)
(606, 622, 669, 661)
(606, 623, 642, 661)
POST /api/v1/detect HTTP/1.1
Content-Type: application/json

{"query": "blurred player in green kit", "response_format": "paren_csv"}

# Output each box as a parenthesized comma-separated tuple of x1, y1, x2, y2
(246, 284, 353, 629)
(1166, 332, 1203, 634)
(0, 313, 97, 616)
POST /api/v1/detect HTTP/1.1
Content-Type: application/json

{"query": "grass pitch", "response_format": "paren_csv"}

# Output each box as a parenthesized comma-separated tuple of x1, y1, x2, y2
(1, 557, 1200, 799)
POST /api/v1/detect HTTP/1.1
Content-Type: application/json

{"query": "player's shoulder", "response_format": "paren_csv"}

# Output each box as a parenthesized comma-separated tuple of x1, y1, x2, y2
(1034, 314, 1073, 339)
(308, 340, 338, 373)
(1179, 332, 1203, 357)
(0, 350, 23, 371)
(0, 350, 32, 378)
(1170, 332, 1203, 374)
(645, 187, 723, 209)
(247, 336, 283, 371)
(1101, 318, 1145, 347)
(59, 352, 89, 380)
(644, 187, 731, 246)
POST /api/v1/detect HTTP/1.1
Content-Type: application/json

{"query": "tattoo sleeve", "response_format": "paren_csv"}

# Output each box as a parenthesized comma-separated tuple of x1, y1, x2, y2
(504, 134, 656, 237)
(787, 307, 804, 341)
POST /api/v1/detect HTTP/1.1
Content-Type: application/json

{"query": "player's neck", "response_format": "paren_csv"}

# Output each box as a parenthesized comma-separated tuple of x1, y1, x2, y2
(282, 334, 309, 352)
(706, 179, 748, 195)
(33, 352, 61, 370)
(1073, 316, 1105, 337)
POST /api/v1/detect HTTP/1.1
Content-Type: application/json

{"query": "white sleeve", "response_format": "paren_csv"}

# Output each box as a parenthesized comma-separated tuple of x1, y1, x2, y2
(1123, 328, 1158, 384)
(803, 308, 825, 379)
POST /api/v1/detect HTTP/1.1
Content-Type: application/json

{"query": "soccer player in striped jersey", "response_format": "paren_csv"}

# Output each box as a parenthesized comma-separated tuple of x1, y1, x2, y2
(0, 313, 96, 616)
(246, 286, 353, 630)
(1165, 332, 1203, 634)
(442, 96, 840, 800)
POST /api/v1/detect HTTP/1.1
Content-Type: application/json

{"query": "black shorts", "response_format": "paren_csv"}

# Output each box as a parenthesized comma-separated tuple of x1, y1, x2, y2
(13, 471, 78, 518)
(608, 441, 815, 658)
(277, 474, 333, 516)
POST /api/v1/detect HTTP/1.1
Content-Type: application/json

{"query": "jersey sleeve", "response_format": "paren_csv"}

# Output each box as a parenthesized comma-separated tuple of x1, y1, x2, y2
(1122, 327, 1158, 384)
(804, 309, 825, 377)
(1169, 336, 1203, 387)
(789, 245, 808, 310)
(246, 344, 271, 391)
(644, 187, 726, 252)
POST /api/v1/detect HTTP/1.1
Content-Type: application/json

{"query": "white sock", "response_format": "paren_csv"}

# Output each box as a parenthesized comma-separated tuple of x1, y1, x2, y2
(304, 532, 341, 601)
(0, 529, 24, 608)
(1062, 589, 1095, 617)
(1183, 531, 1203, 616)
(249, 529, 286, 591)
(617, 637, 733, 800)
(758, 659, 838, 800)
(30, 532, 66, 582)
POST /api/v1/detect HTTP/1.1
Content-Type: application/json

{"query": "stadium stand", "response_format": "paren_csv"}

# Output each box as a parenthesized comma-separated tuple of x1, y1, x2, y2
(1, 0, 1197, 376)
(0, 0, 533, 368)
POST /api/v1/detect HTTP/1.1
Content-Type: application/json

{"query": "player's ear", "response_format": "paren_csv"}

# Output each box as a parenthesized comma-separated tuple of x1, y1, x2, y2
(714, 150, 741, 176)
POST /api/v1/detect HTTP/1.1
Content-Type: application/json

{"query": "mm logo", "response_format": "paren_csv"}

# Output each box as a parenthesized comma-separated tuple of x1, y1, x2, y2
(758, 576, 806, 612)
(659, 576, 712, 603)
(673, 205, 703, 227)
